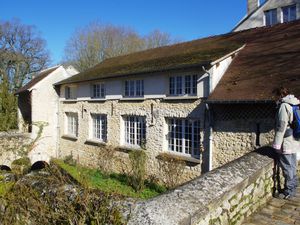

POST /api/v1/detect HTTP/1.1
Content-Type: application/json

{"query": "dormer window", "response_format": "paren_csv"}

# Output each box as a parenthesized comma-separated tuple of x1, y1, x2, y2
(265, 8, 278, 26)
(169, 75, 197, 96)
(65, 86, 76, 99)
(92, 83, 105, 99)
(124, 80, 144, 97)
(282, 5, 296, 23)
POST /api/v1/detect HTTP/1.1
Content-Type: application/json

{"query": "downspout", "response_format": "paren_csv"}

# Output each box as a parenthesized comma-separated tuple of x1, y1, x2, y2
(55, 87, 60, 158)
(202, 66, 213, 171)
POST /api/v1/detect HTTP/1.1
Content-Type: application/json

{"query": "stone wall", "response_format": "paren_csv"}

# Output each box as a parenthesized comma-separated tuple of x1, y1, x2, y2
(128, 150, 275, 225)
(0, 132, 32, 167)
(59, 99, 206, 183)
(212, 119, 274, 168)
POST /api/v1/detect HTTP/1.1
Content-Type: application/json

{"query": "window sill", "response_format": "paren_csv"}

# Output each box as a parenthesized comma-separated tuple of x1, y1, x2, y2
(61, 134, 78, 141)
(85, 139, 107, 146)
(164, 96, 199, 100)
(87, 98, 106, 102)
(156, 152, 200, 166)
(120, 97, 145, 101)
(61, 99, 78, 103)
(115, 145, 144, 153)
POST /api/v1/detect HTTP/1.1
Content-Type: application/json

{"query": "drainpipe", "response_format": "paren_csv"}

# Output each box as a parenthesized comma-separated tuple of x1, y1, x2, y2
(202, 66, 213, 171)
(55, 87, 60, 158)
(206, 103, 213, 171)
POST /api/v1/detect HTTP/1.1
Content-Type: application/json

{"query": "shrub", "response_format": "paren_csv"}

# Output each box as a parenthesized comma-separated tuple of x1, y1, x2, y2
(128, 150, 147, 192)
(158, 153, 186, 189)
(97, 145, 116, 176)
(11, 157, 31, 176)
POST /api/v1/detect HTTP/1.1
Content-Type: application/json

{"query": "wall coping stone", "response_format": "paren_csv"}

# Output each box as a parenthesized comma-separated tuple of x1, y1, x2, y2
(128, 149, 274, 225)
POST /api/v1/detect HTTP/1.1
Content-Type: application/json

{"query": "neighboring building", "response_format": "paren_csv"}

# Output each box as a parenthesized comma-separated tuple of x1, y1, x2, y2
(233, 0, 300, 31)
(16, 65, 78, 162)
(208, 20, 300, 167)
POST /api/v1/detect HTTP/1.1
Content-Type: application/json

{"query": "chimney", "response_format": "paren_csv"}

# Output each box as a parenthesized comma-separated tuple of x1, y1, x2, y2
(247, 0, 260, 15)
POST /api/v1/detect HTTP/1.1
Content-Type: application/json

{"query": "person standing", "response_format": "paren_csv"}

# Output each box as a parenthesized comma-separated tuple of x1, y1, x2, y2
(273, 87, 299, 199)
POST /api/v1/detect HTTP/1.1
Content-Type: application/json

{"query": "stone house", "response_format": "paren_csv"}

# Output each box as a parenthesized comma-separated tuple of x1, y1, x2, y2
(15, 65, 78, 163)
(52, 17, 297, 181)
(208, 20, 300, 168)
(234, 0, 300, 31)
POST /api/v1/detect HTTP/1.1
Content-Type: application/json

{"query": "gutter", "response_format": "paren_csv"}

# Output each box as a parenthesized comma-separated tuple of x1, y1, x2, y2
(210, 45, 246, 66)
(206, 99, 276, 104)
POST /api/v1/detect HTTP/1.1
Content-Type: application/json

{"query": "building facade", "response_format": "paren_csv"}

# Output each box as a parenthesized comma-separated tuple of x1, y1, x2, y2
(16, 65, 78, 163)
(234, 0, 300, 31)
(55, 40, 243, 181)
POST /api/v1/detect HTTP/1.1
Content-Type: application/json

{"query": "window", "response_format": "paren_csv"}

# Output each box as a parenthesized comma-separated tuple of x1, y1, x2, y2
(169, 75, 197, 96)
(168, 118, 201, 157)
(65, 86, 76, 99)
(282, 5, 296, 23)
(92, 83, 105, 99)
(124, 116, 146, 147)
(66, 113, 78, 137)
(91, 114, 107, 142)
(265, 9, 278, 26)
(124, 80, 144, 97)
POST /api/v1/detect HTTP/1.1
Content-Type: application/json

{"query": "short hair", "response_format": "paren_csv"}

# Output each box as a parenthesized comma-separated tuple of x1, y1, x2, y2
(275, 86, 290, 97)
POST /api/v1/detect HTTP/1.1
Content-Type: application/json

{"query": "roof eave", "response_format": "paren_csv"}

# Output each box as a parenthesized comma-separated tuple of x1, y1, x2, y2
(54, 61, 212, 86)
(205, 99, 276, 104)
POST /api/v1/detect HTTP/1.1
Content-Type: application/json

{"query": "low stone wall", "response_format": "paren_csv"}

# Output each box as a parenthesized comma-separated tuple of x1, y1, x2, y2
(0, 132, 32, 167)
(128, 150, 275, 225)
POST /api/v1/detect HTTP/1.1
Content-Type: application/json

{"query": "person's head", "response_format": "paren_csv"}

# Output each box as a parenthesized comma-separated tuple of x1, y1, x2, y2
(275, 86, 290, 99)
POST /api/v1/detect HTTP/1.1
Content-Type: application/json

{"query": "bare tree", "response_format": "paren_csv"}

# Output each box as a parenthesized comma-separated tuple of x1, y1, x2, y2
(63, 22, 181, 72)
(63, 22, 144, 72)
(0, 19, 50, 91)
(144, 29, 176, 49)
(0, 19, 50, 130)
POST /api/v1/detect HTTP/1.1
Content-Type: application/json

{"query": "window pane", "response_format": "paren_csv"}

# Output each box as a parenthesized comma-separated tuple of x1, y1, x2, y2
(265, 9, 277, 26)
(170, 77, 175, 95)
(125, 81, 129, 96)
(176, 76, 182, 95)
(283, 5, 296, 22)
(124, 116, 146, 147)
(92, 114, 107, 142)
(185, 75, 191, 94)
(168, 118, 200, 157)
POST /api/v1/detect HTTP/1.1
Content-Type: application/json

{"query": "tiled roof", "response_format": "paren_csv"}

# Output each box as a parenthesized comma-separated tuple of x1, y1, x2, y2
(15, 66, 59, 94)
(208, 20, 300, 102)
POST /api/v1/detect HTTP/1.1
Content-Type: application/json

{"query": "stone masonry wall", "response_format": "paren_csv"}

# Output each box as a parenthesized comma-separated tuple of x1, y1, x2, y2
(213, 119, 274, 169)
(128, 151, 274, 225)
(0, 132, 32, 167)
(59, 99, 205, 183)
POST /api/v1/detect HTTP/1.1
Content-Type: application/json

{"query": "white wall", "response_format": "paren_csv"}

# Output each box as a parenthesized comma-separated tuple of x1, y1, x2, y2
(29, 66, 78, 161)
(61, 70, 210, 101)
(234, 0, 300, 31)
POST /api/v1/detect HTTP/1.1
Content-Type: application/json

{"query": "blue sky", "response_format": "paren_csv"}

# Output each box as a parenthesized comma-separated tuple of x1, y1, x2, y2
(1, 0, 247, 65)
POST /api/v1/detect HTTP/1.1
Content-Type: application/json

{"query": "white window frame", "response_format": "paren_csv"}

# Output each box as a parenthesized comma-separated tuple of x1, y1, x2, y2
(123, 116, 146, 148)
(281, 4, 297, 23)
(264, 8, 278, 26)
(66, 112, 78, 137)
(167, 118, 201, 158)
(91, 83, 105, 99)
(65, 85, 77, 99)
(124, 80, 144, 97)
(90, 114, 107, 142)
(169, 75, 198, 96)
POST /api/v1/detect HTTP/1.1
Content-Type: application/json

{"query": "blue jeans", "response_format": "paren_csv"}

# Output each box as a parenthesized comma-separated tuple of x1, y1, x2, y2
(278, 153, 298, 196)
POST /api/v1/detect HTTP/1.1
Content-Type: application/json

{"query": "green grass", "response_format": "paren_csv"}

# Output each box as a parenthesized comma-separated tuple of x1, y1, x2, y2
(53, 159, 166, 199)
